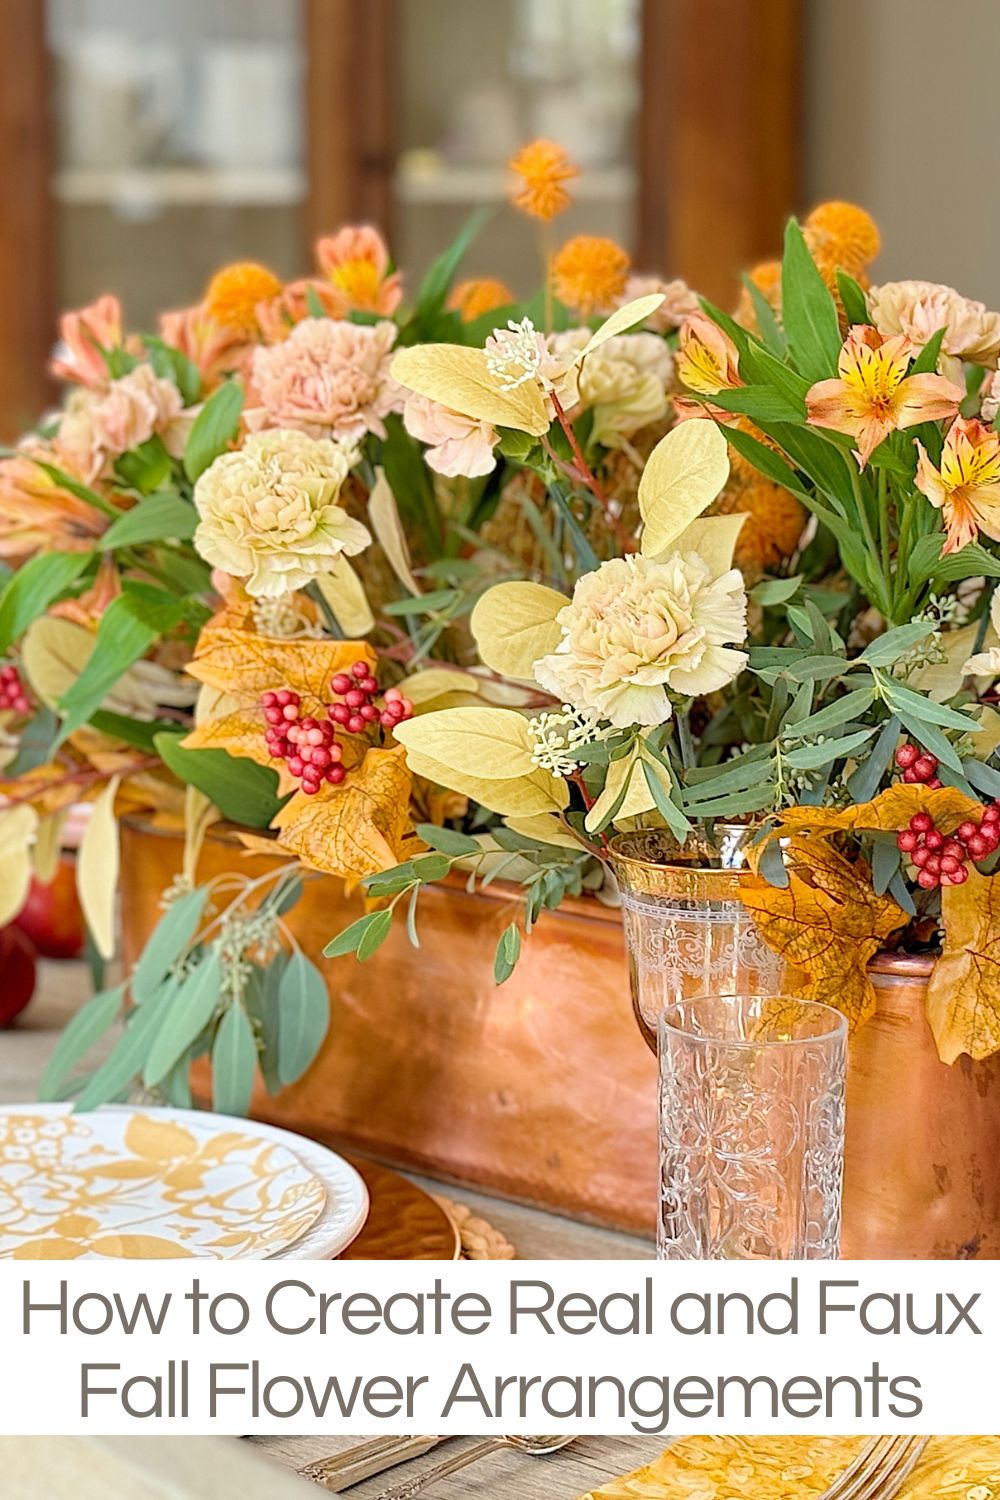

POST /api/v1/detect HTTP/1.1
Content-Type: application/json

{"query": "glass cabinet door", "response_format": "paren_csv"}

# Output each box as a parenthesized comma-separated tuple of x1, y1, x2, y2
(393, 0, 642, 288)
(46, 0, 307, 325)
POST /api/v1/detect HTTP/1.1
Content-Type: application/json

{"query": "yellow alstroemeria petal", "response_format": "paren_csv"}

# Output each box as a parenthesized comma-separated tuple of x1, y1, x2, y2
(390, 344, 549, 435)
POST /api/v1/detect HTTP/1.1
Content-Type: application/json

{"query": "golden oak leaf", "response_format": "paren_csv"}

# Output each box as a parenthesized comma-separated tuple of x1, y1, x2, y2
(741, 836, 908, 1029)
(188, 627, 375, 715)
(183, 707, 367, 796)
(928, 866, 1000, 1062)
(770, 784, 981, 842)
(270, 744, 415, 884)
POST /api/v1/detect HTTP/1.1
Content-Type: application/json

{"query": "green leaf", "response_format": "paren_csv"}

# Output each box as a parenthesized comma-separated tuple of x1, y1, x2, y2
(963, 758, 1000, 800)
(410, 852, 453, 882)
(880, 676, 980, 733)
(782, 685, 876, 740)
(758, 837, 789, 889)
(415, 823, 480, 857)
(142, 335, 202, 405)
(783, 727, 874, 770)
(101, 491, 197, 549)
(142, 952, 222, 1087)
(740, 273, 786, 354)
(382, 589, 460, 616)
(323, 911, 388, 958)
(908, 533, 1000, 587)
(74, 990, 168, 1111)
(860, 622, 936, 667)
(835, 271, 869, 327)
(183, 380, 244, 482)
(908, 327, 946, 376)
(57, 585, 200, 741)
(414, 207, 491, 319)
(847, 714, 900, 802)
(641, 757, 691, 841)
(114, 435, 172, 496)
(751, 575, 803, 607)
(246, 956, 285, 1094)
(38, 983, 125, 1101)
(154, 734, 285, 828)
(894, 711, 965, 777)
(872, 836, 901, 897)
(131, 887, 210, 1004)
(356, 908, 393, 961)
(212, 1002, 258, 1116)
(31, 459, 118, 518)
(494, 921, 521, 984)
(89, 709, 177, 752)
(780, 217, 842, 382)
(0, 550, 92, 655)
(709, 386, 805, 424)
(277, 951, 329, 1085)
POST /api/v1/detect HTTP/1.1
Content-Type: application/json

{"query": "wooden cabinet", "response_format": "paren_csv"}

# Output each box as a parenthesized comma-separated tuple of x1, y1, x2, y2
(0, 0, 800, 435)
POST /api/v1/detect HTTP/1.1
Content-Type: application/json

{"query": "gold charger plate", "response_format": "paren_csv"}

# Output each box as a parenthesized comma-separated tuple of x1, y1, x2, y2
(337, 1157, 460, 1260)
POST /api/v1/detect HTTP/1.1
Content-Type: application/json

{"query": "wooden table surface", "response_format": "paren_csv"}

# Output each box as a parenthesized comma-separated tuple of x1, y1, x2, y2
(1, 963, 658, 1498)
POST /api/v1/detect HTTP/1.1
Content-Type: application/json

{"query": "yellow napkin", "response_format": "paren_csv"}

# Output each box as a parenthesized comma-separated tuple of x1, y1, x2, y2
(581, 1437, 1000, 1499)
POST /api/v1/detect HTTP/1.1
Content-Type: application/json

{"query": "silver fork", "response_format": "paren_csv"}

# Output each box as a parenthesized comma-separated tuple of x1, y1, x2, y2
(819, 1437, 930, 1500)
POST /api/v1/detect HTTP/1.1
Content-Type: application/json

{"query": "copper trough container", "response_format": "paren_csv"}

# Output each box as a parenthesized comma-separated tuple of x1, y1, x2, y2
(119, 820, 1000, 1255)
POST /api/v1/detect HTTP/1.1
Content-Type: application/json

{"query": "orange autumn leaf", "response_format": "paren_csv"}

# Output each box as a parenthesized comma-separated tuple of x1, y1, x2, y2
(762, 784, 981, 843)
(183, 707, 368, 797)
(742, 836, 908, 1029)
(928, 866, 1000, 1062)
(270, 743, 415, 884)
(188, 627, 375, 716)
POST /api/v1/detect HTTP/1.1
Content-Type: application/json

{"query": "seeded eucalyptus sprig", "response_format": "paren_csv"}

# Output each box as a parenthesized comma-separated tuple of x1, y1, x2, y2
(37, 865, 327, 1116)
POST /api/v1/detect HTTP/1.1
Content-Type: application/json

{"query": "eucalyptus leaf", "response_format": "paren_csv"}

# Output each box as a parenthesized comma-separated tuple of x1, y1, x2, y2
(323, 911, 388, 958)
(782, 727, 874, 771)
(872, 836, 902, 897)
(494, 921, 521, 984)
(757, 838, 789, 889)
(74, 991, 167, 1111)
(212, 1003, 258, 1116)
(860, 622, 936, 667)
(847, 714, 900, 802)
(782, 686, 876, 740)
(415, 823, 480, 857)
(277, 951, 329, 1085)
(131, 887, 209, 1004)
(38, 983, 125, 1101)
(142, 951, 222, 1087)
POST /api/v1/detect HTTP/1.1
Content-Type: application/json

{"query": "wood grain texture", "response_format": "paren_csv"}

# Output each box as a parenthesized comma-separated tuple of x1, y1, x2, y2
(340, 1157, 460, 1260)
(0, 0, 53, 434)
(641, 0, 802, 304)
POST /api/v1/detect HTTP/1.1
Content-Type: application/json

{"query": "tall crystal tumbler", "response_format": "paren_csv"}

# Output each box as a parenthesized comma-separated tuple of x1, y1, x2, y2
(658, 994, 847, 1259)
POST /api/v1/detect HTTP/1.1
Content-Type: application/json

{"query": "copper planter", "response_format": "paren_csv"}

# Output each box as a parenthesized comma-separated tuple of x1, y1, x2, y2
(118, 821, 1000, 1254)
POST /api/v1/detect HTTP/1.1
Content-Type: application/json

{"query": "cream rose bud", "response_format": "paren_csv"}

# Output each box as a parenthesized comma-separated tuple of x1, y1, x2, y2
(534, 551, 749, 728)
(193, 428, 371, 599)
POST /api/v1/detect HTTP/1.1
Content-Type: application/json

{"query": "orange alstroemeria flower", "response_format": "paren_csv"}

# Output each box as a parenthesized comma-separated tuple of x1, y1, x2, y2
(806, 325, 963, 468)
(915, 416, 1000, 554)
(50, 295, 124, 389)
(315, 225, 402, 316)
(675, 313, 742, 395)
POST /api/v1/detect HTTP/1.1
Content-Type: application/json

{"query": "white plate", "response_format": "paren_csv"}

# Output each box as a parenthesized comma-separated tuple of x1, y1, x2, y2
(0, 1104, 331, 1260)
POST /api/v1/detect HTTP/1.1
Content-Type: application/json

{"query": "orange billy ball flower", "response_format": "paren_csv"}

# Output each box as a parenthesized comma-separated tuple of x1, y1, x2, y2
(805, 201, 882, 279)
(550, 235, 630, 318)
(448, 277, 515, 323)
(204, 261, 283, 338)
(508, 139, 579, 222)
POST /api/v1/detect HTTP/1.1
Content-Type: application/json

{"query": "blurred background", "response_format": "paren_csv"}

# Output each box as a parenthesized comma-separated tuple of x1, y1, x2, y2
(2, 0, 998, 430)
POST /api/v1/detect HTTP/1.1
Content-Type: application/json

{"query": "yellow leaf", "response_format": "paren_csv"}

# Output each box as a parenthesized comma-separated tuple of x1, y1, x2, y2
(395, 705, 540, 780)
(76, 774, 120, 959)
(504, 813, 587, 850)
(765, 784, 981, 843)
(314, 556, 375, 636)
(672, 512, 747, 573)
(965, 705, 1000, 761)
(741, 836, 907, 1029)
(403, 667, 482, 706)
(32, 810, 66, 885)
(584, 746, 656, 832)
(0, 803, 39, 925)
(271, 744, 414, 883)
(189, 628, 375, 714)
(929, 867, 1000, 1061)
(470, 581, 565, 680)
(911, 621, 991, 703)
(390, 344, 550, 435)
(577, 293, 667, 357)
(401, 744, 568, 817)
(368, 467, 421, 595)
(638, 418, 730, 558)
(21, 616, 93, 708)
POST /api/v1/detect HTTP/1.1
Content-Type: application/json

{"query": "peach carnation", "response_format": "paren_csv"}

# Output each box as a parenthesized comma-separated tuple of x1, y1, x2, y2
(315, 226, 402, 316)
(869, 280, 1000, 373)
(247, 317, 404, 444)
(534, 551, 748, 728)
(402, 394, 498, 478)
(618, 275, 700, 333)
(193, 429, 370, 598)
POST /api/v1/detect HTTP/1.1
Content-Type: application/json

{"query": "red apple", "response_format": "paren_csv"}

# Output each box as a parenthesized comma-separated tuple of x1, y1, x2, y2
(0, 924, 37, 1027)
(14, 858, 86, 960)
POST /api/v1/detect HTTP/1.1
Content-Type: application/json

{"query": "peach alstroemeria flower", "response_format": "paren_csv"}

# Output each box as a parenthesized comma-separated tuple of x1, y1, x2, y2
(806, 325, 963, 468)
(675, 313, 741, 396)
(50, 295, 123, 389)
(915, 416, 1000, 554)
(315, 226, 402, 316)
(159, 304, 248, 390)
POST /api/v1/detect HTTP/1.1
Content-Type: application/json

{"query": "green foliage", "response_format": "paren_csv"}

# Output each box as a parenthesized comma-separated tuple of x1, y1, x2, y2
(183, 379, 244, 481)
(0, 550, 93, 655)
(154, 735, 286, 828)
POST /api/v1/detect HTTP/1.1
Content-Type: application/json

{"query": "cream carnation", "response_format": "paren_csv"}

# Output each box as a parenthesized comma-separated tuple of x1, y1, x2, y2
(549, 329, 672, 446)
(402, 393, 498, 478)
(617, 275, 700, 332)
(869, 280, 1000, 376)
(193, 429, 370, 598)
(246, 317, 404, 443)
(534, 551, 748, 728)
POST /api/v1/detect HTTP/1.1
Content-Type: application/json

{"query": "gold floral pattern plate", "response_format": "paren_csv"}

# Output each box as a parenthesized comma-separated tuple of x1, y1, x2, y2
(0, 1105, 331, 1260)
(580, 1436, 1000, 1500)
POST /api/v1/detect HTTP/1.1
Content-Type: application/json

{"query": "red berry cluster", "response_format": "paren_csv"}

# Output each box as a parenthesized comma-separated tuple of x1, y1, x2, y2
(894, 742, 942, 789)
(0, 664, 30, 716)
(897, 805, 1000, 890)
(259, 662, 413, 797)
